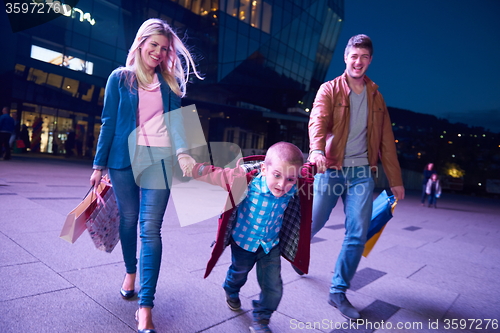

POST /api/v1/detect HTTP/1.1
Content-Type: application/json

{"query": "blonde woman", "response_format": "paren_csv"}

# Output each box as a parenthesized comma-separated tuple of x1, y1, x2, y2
(90, 18, 202, 333)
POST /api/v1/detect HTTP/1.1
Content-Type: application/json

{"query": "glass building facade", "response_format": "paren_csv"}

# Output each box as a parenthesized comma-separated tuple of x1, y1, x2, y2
(0, 0, 343, 155)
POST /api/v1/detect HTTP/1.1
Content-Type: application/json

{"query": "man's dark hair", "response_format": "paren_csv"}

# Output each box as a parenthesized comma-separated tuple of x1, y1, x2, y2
(344, 34, 373, 57)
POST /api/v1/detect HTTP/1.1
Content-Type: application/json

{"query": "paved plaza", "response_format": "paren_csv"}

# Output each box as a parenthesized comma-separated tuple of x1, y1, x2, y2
(1, 154, 499, 332)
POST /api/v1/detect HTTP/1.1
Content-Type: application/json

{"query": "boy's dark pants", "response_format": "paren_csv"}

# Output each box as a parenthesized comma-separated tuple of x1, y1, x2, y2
(428, 195, 437, 206)
(223, 238, 282, 322)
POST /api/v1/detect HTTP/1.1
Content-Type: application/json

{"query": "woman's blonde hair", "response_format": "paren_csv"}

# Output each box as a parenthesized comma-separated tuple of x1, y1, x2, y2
(123, 18, 202, 97)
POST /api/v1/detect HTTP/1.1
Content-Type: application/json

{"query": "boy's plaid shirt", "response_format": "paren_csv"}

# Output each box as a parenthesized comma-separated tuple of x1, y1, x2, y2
(223, 172, 302, 262)
(231, 175, 297, 253)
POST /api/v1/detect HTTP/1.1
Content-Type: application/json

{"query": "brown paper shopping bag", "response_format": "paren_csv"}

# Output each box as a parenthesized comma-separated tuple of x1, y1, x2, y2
(60, 179, 110, 244)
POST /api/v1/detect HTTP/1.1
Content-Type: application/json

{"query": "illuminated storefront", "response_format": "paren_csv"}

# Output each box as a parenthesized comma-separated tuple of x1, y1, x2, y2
(1, 0, 343, 155)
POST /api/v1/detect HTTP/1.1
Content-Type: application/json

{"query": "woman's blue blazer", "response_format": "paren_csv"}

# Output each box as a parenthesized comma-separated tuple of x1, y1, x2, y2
(93, 68, 187, 169)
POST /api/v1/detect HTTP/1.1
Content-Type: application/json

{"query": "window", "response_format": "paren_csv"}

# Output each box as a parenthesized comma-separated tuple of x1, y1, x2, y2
(223, 0, 271, 32)
(28, 68, 48, 85)
(62, 77, 79, 97)
(31, 45, 94, 75)
(46, 73, 63, 89)
(239, 131, 247, 149)
(98, 87, 105, 106)
(80, 83, 95, 102)
(239, 0, 250, 23)
(226, 129, 234, 143)
(251, 133, 259, 148)
(250, 0, 261, 28)
(15, 64, 26, 76)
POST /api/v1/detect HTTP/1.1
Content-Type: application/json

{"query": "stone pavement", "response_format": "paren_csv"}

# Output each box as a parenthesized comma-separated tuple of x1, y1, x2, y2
(0, 154, 499, 333)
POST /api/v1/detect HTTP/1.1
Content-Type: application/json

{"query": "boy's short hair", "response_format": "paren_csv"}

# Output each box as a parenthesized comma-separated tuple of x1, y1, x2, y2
(344, 34, 373, 57)
(264, 142, 304, 167)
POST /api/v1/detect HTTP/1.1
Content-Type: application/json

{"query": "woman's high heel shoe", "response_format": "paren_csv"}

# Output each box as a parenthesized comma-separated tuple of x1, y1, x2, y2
(120, 274, 136, 300)
(135, 309, 157, 333)
(120, 287, 135, 300)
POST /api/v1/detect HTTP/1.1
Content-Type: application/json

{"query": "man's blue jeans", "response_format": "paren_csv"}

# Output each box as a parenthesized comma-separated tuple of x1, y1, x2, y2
(109, 163, 170, 308)
(311, 166, 374, 294)
(223, 238, 282, 322)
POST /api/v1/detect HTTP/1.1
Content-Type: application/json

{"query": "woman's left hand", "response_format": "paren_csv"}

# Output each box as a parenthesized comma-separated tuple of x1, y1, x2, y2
(178, 154, 196, 177)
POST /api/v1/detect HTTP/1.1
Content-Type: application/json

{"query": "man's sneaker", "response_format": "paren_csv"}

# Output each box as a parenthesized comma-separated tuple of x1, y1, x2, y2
(249, 319, 272, 333)
(291, 263, 305, 276)
(328, 292, 361, 320)
(225, 293, 241, 311)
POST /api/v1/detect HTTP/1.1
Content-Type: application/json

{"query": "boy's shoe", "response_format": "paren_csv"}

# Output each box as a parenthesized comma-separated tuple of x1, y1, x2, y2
(291, 263, 305, 276)
(249, 319, 272, 333)
(328, 292, 361, 320)
(225, 292, 241, 311)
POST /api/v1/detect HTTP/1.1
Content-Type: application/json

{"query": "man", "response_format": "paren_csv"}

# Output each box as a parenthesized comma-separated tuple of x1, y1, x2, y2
(0, 106, 15, 160)
(307, 34, 405, 320)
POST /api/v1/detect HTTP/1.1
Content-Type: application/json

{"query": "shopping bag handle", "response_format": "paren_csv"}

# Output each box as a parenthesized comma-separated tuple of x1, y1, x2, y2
(84, 177, 112, 206)
(83, 186, 93, 200)
(390, 197, 398, 214)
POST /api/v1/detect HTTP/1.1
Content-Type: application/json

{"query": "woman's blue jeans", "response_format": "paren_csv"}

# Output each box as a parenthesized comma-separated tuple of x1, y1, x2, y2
(223, 238, 282, 322)
(109, 162, 170, 308)
(311, 166, 374, 294)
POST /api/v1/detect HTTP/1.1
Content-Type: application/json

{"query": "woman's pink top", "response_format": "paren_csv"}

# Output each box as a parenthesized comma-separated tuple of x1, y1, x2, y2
(136, 74, 171, 147)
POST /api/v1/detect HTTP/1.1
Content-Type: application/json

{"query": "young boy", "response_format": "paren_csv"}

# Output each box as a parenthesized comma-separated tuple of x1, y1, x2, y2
(192, 142, 313, 333)
(426, 173, 442, 208)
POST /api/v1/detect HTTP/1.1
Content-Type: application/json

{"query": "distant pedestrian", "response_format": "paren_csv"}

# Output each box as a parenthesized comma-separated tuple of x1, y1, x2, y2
(65, 129, 75, 157)
(75, 125, 85, 157)
(421, 163, 436, 205)
(9, 112, 20, 148)
(0, 106, 15, 160)
(20, 124, 30, 153)
(426, 173, 441, 208)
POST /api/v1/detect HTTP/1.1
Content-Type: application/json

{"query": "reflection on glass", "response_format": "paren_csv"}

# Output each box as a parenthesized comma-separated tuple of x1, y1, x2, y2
(81, 84, 95, 102)
(239, 0, 250, 23)
(176, 0, 218, 16)
(28, 68, 48, 85)
(225, 0, 238, 16)
(262, 2, 271, 33)
(221, 0, 270, 32)
(15, 64, 26, 76)
(30, 45, 94, 75)
(250, 0, 260, 28)
(63, 77, 79, 97)
(47, 73, 63, 89)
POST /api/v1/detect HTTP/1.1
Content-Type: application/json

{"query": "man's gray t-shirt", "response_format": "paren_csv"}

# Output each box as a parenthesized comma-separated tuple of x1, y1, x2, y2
(343, 86, 369, 167)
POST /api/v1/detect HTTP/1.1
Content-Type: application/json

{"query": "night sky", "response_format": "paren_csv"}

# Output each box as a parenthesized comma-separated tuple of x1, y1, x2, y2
(325, 0, 500, 132)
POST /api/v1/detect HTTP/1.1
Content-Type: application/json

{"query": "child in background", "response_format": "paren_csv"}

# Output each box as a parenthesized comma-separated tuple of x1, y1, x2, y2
(426, 173, 442, 208)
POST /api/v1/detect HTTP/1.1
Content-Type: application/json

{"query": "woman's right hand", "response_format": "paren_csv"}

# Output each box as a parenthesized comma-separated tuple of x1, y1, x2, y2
(90, 169, 102, 188)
